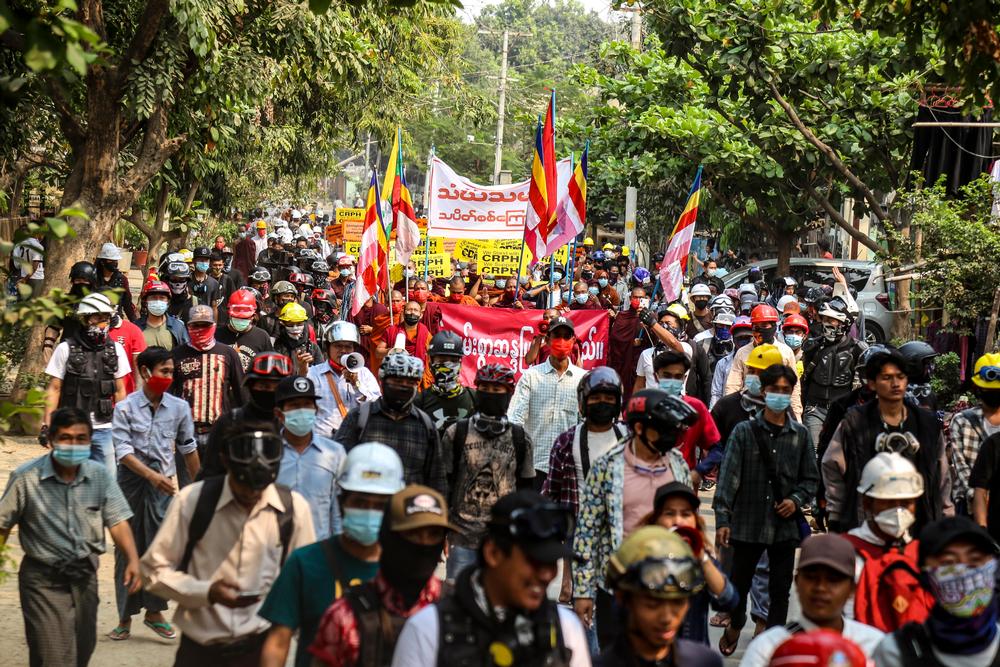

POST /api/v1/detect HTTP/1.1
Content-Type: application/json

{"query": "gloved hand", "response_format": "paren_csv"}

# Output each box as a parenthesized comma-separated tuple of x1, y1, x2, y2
(638, 308, 656, 327)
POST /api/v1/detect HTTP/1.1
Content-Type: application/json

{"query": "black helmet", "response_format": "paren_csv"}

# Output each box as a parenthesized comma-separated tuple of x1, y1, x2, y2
(429, 330, 463, 358)
(858, 344, 894, 373)
(625, 389, 698, 453)
(311, 259, 330, 276)
(899, 340, 938, 382)
(69, 261, 98, 286)
(578, 367, 623, 416)
(226, 428, 283, 491)
(803, 287, 826, 305)
(248, 265, 272, 284)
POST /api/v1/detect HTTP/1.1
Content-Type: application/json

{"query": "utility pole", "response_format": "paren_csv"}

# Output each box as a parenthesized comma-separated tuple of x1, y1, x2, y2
(479, 29, 530, 185)
(621, 4, 642, 50)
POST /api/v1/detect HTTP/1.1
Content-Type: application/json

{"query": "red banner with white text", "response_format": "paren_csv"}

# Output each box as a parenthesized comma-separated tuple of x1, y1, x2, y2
(437, 304, 609, 385)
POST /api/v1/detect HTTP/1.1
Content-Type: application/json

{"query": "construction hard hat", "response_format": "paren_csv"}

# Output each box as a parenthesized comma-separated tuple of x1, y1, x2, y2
(777, 294, 800, 313)
(583, 237, 594, 247)
(78, 292, 115, 316)
(97, 242, 122, 261)
(973, 353, 1000, 389)
(228, 289, 258, 318)
(606, 526, 705, 599)
(731, 315, 753, 333)
(320, 321, 360, 346)
(750, 304, 780, 324)
(142, 280, 170, 298)
(664, 303, 690, 322)
(256, 220, 267, 229)
(746, 344, 784, 370)
(278, 302, 308, 323)
(621, 246, 631, 257)
(179, 248, 194, 264)
(690, 283, 712, 298)
(338, 442, 406, 495)
(602, 242, 615, 251)
(768, 630, 867, 667)
(857, 452, 924, 499)
(782, 313, 810, 333)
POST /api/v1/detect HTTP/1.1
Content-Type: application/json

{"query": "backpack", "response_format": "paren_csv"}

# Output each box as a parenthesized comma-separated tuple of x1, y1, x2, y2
(843, 534, 933, 632)
(179, 476, 295, 573)
(452, 418, 528, 477)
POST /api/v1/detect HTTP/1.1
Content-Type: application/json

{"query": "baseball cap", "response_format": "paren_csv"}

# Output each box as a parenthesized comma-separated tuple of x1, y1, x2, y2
(549, 316, 575, 336)
(488, 490, 573, 564)
(275, 375, 319, 406)
(193, 246, 211, 259)
(653, 481, 700, 511)
(919, 516, 1000, 566)
(388, 484, 461, 533)
(188, 304, 215, 324)
(796, 534, 856, 578)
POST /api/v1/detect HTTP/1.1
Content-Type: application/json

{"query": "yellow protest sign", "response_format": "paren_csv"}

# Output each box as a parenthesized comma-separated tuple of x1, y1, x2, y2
(476, 246, 530, 277)
(454, 239, 485, 264)
(343, 240, 362, 258)
(414, 252, 451, 278)
(335, 208, 365, 242)
(552, 245, 569, 265)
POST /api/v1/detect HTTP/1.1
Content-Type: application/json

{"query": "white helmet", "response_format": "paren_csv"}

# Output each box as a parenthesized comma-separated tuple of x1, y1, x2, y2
(379, 351, 424, 380)
(338, 442, 405, 495)
(857, 452, 924, 499)
(97, 242, 122, 261)
(738, 283, 757, 296)
(77, 292, 115, 316)
(690, 283, 712, 298)
(321, 321, 360, 346)
(776, 295, 798, 312)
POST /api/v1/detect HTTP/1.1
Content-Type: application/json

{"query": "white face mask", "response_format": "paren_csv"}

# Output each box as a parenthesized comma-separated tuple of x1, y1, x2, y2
(873, 506, 916, 539)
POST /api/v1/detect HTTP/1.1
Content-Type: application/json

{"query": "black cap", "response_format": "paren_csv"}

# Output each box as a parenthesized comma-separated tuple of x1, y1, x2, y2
(193, 246, 211, 259)
(919, 516, 999, 566)
(489, 490, 573, 564)
(274, 375, 319, 406)
(653, 481, 700, 512)
(549, 316, 575, 336)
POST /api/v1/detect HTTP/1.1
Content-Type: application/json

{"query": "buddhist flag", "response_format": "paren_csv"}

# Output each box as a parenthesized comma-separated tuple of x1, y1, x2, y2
(549, 143, 588, 252)
(352, 170, 389, 316)
(523, 91, 558, 261)
(658, 166, 703, 302)
(387, 128, 420, 267)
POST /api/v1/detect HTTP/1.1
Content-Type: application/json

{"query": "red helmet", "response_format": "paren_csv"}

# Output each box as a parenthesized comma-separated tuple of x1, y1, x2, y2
(768, 630, 866, 667)
(311, 288, 335, 306)
(228, 289, 258, 318)
(142, 280, 170, 298)
(750, 304, 780, 324)
(782, 313, 809, 333)
(475, 363, 516, 391)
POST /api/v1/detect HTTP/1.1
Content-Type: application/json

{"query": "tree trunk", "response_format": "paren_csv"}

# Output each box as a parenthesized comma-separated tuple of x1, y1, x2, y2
(10, 173, 26, 216)
(775, 233, 793, 277)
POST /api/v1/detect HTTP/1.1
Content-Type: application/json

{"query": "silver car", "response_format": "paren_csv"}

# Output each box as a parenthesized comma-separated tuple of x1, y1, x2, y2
(720, 258, 894, 344)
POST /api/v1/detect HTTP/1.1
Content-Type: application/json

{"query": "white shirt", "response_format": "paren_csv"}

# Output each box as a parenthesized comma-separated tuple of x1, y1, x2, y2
(14, 238, 44, 279)
(307, 361, 381, 436)
(635, 341, 693, 389)
(572, 424, 624, 494)
(45, 340, 130, 428)
(740, 616, 884, 667)
(873, 627, 999, 667)
(390, 604, 591, 667)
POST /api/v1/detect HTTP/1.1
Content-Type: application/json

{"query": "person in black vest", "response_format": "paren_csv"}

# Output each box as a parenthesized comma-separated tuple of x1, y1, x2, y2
(390, 490, 591, 666)
(823, 348, 954, 534)
(95, 242, 136, 321)
(308, 484, 455, 667)
(872, 516, 1000, 667)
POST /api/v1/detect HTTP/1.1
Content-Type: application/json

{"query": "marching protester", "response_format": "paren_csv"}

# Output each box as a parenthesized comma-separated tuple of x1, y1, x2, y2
(259, 443, 405, 667)
(724, 304, 803, 417)
(951, 352, 1000, 514)
(95, 242, 137, 321)
(215, 288, 274, 372)
(309, 320, 381, 437)
(385, 299, 432, 374)
(414, 330, 475, 432)
(1, 407, 141, 667)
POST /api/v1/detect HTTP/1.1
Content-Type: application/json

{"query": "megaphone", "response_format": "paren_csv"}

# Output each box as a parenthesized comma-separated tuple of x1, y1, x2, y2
(341, 352, 365, 372)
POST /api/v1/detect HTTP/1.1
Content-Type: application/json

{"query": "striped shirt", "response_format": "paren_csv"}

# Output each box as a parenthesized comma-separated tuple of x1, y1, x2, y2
(507, 359, 585, 472)
(169, 342, 246, 429)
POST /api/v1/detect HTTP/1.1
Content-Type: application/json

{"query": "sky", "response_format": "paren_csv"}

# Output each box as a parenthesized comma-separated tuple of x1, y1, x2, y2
(457, 0, 615, 22)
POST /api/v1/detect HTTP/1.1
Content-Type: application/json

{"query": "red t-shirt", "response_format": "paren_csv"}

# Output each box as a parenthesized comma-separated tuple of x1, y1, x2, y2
(110, 319, 148, 393)
(676, 395, 721, 469)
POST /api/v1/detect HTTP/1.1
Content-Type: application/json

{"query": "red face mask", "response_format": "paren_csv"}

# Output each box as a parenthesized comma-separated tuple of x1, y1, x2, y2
(214, 241, 225, 250)
(413, 289, 428, 304)
(392, 302, 403, 314)
(188, 324, 217, 351)
(449, 293, 464, 303)
(549, 337, 575, 359)
(145, 374, 172, 394)
(257, 229, 266, 237)
(630, 297, 641, 310)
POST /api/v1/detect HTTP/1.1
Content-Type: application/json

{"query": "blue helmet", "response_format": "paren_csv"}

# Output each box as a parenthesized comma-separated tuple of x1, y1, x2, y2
(632, 266, 651, 286)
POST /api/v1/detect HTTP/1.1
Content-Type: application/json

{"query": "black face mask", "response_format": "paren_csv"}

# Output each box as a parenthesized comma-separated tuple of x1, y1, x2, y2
(755, 326, 776, 344)
(587, 401, 618, 427)
(640, 424, 680, 456)
(228, 459, 279, 491)
(693, 299, 709, 311)
(581, 270, 594, 281)
(476, 390, 512, 417)
(70, 283, 90, 298)
(102, 260, 118, 273)
(383, 383, 416, 413)
(981, 389, 1000, 409)
(379, 527, 443, 608)
(249, 388, 276, 413)
(403, 313, 421, 326)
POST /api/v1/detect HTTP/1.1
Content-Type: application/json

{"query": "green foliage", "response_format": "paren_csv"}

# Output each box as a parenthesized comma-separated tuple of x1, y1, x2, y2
(930, 352, 962, 409)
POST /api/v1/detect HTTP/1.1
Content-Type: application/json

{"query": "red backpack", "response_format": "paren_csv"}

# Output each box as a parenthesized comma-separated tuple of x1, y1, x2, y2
(843, 534, 934, 632)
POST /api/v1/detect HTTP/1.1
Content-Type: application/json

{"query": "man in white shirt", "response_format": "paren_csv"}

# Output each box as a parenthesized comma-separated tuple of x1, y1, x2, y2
(308, 321, 380, 437)
(13, 232, 44, 298)
(739, 534, 884, 667)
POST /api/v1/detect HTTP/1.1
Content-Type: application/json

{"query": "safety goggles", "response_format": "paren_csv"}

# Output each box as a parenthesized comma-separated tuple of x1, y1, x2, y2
(978, 366, 1000, 384)
(250, 354, 293, 377)
(505, 503, 573, 542)
(622, 556, 705, 594)
(227, 430, 283, 464)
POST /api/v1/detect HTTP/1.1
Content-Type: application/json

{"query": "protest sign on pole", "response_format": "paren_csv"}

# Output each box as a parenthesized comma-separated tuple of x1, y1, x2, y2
(437, 304, 609, 384)
(426, 157, 531, 239)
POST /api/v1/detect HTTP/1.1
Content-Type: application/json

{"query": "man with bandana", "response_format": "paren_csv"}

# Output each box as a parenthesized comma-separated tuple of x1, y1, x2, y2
(872, 516, 1000, 667)
(414, 330, 474, 435)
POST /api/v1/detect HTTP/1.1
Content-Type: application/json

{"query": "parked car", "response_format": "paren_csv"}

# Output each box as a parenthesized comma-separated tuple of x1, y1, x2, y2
(721, 258, 893, 344)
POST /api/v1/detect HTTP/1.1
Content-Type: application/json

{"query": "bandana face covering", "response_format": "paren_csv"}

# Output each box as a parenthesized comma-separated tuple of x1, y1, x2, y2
(432, 361, 461, 393)
(927, 560, 998, 618)
(188, 325, 216, 351)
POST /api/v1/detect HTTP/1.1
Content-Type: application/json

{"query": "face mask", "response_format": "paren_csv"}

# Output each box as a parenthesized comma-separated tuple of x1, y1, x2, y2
(432, 361, 461, 392)
(404, 269, 415, 278)
(195, 261, 209, 273)
(283, 324, 305, 338)
(283, 408, 317, 437)
(532, 271, 542, 282)
(342, 508, 384, 546)
(588, 286, 599, 296)
(83, 323, 109, 346)
(981, 390, 1000, 409)
(413, 289, 429, 304)
(575, 294, 589, 304)
(383, 383, 417, 413)
(658, 378, 685, 396)
(449, 293, 464, 303)
(755, 326, 776, 344)
(403, 312, 421, 326)
(630, 297, 641, 310)
(822, 323, 842, 343)
(873, 506, 915, 539)
(258, 229, 266, 237)
(764, 392, 791, 412)
(476, 390, 512, 417)
(743, 374, 762, 396)
(144, 374, 172, 395)
(188, 324, 216, 351)
(693, 299, 709, 310)
(230, 317, 252, 332)
(519, 275, 529, 285)
(103, 260, 119, 272)
(581, 271, 594, 281)
(495, 279, 506, 289)
(215, 241, 225, 250)
(169, 281, 188, 295)
(249, 387, 276, 412)
(927, 560, 998, 618)
(379, 526, 443, 607)
(735, 334, 753, 350)
(705, 268, 716, 277)
(391, 302, 404, 314)
(715, 327, 732, 341)
(587, 401, 618, 427)
(551, 271, 563, 282)
(784, 333, 803, 349)
(147, 300, 168, 316)
(549, 337, 574, 360)
(339, 269, 350, 278)
(52, 445, 91, 466)
(598, 278, 609, 289)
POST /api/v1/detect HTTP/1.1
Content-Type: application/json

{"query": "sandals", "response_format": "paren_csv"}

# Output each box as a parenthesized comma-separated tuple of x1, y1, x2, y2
(108, 626, 130, 641)
(719, 626, 740, 656)
(143, 619, 177, 639)
(709, 612, 730, 628)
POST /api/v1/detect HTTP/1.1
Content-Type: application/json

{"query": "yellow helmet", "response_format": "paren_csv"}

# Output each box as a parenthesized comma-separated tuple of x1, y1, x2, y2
(278, 302, 308, 323)
(583, 237, 594, 247)
(973, 353, 1000, 389)
(179, 248, 194, 264)
(663, 303, 690, 322)
(746, 344, 784, 370)
(606, 526, 705, 599)
(602, 242, 615, 250)
(621, 246, 631, 257)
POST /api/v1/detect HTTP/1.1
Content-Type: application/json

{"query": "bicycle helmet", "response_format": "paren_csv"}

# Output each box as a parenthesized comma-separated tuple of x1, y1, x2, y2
(69, 261, 98, 286)
(429, 330, 464, 359)
(475, 363, 516, 390)
(380, 352, 425, 380)
(577, 366, 623, 417)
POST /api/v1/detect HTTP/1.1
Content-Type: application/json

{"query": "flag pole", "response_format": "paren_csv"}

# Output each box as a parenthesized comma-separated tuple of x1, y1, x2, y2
(565, 151, 578, 290)
(423, 146, 435, 282)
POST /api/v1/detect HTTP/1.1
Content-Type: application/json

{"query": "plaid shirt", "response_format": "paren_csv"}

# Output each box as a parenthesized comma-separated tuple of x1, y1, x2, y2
(949, 407, 993, 505)
(713, 414, 818, 545)
(508, 360, 585, 472)
(542, 422, 627, 515)
(335, 399, 446, 494)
